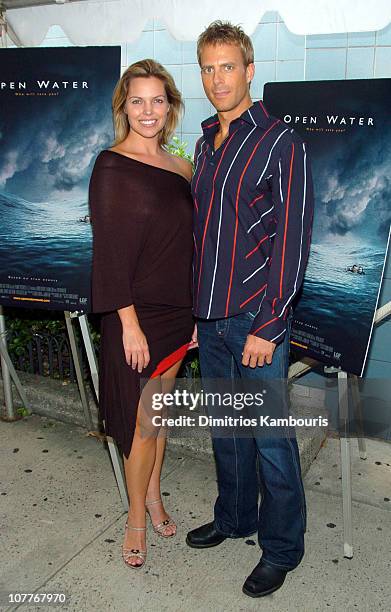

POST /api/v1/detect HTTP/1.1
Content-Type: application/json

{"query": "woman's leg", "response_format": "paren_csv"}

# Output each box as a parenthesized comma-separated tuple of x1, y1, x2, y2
(122, 376, 162, 565)
(146, 359, 183, 535)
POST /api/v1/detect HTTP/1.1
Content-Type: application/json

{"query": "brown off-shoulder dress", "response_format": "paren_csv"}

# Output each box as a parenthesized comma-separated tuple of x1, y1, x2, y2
(89, 150, 194, 459)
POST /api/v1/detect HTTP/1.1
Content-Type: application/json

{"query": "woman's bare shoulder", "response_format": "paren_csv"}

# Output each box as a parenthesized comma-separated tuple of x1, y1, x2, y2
(169, 154, 193, 181)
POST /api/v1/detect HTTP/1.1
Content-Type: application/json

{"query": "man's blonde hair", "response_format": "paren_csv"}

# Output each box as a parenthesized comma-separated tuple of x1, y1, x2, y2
(197, 20, 254, 66)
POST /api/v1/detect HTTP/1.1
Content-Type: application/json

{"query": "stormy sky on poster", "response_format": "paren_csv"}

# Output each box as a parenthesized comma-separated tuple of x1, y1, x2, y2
(312, 122, 391, 243)
(0, 47, 120, 311)
(0, 48, 117, 203)
(264, 79, 391, 375)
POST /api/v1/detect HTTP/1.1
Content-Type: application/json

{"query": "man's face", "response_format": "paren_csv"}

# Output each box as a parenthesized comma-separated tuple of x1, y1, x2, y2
(199, 43, 254, 114)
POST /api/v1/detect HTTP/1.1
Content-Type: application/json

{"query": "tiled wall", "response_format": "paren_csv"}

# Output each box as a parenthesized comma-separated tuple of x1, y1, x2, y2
(2, 11, 391, 378)
(25, 11, 391, 155)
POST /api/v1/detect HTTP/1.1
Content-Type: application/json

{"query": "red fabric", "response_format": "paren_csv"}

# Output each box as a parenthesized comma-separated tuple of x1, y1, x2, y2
(151, 343, 190, 378)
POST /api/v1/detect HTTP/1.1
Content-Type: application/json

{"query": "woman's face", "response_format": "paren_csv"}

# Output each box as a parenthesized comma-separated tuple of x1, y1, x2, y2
(124, 76, 170, 141)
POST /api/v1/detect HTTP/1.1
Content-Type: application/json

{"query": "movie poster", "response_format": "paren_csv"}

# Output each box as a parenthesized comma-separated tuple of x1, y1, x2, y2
(0, 47, 120, 312)
(264, 79, 391, 376)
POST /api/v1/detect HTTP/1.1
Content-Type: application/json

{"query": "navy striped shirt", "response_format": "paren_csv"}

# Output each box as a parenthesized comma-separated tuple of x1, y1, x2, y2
(191, 100, 314, 345)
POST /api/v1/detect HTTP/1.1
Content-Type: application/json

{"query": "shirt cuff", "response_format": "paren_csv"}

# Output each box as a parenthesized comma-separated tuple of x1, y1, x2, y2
(249, 308, 288, 345)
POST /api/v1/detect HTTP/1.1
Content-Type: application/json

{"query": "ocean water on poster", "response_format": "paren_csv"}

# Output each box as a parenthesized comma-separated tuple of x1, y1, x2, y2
(0, 191, 92, 276)
(295, 237, 387, 337)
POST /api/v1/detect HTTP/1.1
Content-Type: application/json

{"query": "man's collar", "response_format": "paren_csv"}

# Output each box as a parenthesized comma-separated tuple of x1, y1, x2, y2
(201, 100, 274, 135)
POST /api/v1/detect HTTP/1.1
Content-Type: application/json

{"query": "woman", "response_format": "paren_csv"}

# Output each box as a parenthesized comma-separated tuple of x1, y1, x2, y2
(89, 59, 195, 569)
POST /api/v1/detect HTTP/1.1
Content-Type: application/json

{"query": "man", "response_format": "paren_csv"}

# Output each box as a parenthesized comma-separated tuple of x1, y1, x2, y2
(186, 21, 314, 598)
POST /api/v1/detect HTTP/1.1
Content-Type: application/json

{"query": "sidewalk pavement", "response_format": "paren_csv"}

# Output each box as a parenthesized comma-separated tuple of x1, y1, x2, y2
(1, 414, 390, 612)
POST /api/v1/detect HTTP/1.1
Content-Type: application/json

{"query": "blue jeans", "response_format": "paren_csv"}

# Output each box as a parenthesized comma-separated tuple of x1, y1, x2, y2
(197, 311, 307, 571)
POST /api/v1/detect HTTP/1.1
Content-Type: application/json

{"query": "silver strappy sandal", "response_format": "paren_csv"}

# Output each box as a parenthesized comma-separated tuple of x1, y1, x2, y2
(122, 523, 147, 569)
(145, 498, 177, 538)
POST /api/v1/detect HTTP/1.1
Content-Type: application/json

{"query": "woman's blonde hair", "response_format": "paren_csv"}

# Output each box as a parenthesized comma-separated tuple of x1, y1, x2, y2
(112, 59, 183, 147)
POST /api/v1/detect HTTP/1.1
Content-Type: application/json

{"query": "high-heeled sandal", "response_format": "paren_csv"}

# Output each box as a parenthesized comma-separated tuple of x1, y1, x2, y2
(122, 523, 147, 569)
(145, 498, 177, 538)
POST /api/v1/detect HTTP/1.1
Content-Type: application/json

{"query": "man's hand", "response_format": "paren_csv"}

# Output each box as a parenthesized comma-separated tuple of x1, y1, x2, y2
(242, 334, 276, 368)
(188, 324, 198, 350)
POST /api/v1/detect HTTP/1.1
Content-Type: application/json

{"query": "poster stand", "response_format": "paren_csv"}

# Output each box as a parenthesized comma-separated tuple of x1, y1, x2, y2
(64, 311, 93, 431)
(0, 305, 30, 419)
(67, 311, 129, 512)
(0, 308, 129, 511)
(321, 368, 362, 559)
(290, 299, 391, 558)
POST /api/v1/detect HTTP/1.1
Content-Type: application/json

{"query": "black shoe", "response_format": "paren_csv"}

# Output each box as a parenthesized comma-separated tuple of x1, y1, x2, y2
(186, 521, 226, 549)
(242, 560, 287, 598)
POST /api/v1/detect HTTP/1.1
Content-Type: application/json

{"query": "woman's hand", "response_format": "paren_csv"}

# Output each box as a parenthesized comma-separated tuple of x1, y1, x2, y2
(122, 324, 150, 373)
(117, 305, 150, 373)
(188, 324, 198, 350)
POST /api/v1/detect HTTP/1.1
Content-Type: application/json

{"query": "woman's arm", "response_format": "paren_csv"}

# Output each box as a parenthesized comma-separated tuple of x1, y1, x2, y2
(117, 305, 150, 372)
(90, 153, 150, 371)
(174, 156, 193, 182)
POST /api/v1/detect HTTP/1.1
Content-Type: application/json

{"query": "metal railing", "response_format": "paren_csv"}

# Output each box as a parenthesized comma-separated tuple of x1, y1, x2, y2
(7, 330, 82, 382)
(6, 327, 197, 383)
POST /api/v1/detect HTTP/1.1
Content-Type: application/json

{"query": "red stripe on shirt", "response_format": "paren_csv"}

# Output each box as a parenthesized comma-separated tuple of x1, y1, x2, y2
(204, 120, 219, 129)
(196, 130, 239, 306)
(279, 142, 295, 298)
(194, 149, 207, 195)
(245, 234, 269, 259)
(259, 100, 270, 118)
(240, 283, 267, 309)
(225, 120, 280, 316)
(249, 193, 265, 208)
(252, 316, 278, 336)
